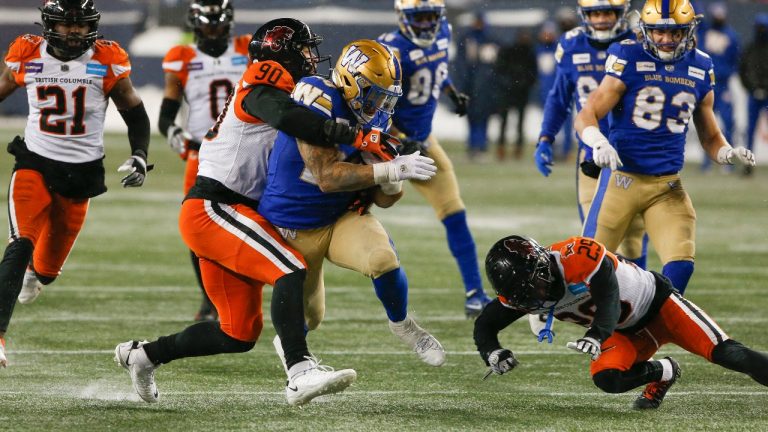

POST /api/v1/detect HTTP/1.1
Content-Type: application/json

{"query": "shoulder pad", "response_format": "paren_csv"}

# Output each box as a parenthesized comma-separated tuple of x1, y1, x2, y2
(291, 77, 334, 118)
(93, 39, 130, 64)
(243, 60, 294, 92)
(233, 35, 252, 56)
(162, 45, 196, 68)
(564, 27, 584, 40)
(5, 35, 43, 67)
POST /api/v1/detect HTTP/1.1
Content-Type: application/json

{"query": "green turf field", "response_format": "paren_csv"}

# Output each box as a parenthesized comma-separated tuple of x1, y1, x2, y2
(0, 129, 766, 431)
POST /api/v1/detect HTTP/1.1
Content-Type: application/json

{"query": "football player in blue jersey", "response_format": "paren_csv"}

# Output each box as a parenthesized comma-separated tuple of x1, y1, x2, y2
(697, 2, 740, 172)
(740, 13, 768, 177)
(575, 0, 755, 295)
(378, 0, 493, 318)
(259, 40, 446, 368)
(533, 0, 648, 340)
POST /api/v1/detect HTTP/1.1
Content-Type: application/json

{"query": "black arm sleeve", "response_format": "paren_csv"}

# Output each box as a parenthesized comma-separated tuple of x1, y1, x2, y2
(118, 101, 150, 160)
(158, 97, 181, 137)
(473, 298, 526, 364)
(584, 257, 621, 342)
(241, 85, 358, 147)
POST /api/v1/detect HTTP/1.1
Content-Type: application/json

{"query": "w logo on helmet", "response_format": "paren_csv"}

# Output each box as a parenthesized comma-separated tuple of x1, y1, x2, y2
(339, 46, 370, 73)
(264, 26, 295, 52)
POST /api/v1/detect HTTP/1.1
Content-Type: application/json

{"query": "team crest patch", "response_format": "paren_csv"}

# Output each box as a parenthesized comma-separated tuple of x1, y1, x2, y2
(688, 66, 705, 80)
(597, 51, 606, 60)
(636, 62, 656, 72)
(188, 62, 203, 71)
(665, 65, 675, 72)
(24, 62, 43, 73)
(572, 53, 591, 64)
(86, 63, 108, 76)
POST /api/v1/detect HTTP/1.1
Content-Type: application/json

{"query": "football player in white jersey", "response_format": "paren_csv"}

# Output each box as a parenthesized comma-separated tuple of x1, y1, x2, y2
(157, 0, 251, 322)
(114, 19, 401, 406)
(0, 0, 151, 368)
(475, 235, 768, 410)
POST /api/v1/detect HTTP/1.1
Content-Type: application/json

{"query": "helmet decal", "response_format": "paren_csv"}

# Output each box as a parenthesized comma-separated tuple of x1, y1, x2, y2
(264, 26, 295, 52)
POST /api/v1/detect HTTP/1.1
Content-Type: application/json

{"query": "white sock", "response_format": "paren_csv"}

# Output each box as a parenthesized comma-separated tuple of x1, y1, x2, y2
(288, 359, 312, 378)
(659, 358, 674, 381)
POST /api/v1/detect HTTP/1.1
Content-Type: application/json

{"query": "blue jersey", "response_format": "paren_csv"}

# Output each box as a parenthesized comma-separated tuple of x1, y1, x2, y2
(258, 75, 389, 229)
(540, 28, 634, 159)
(378, 19, 453, 142)
(604, 41, 714, 175)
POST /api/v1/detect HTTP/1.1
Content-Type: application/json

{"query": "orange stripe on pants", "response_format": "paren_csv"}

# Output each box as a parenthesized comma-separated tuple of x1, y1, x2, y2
(9, 169, 89, 279)
(178, 198, 306, 341)
(591, 294, 728, 375)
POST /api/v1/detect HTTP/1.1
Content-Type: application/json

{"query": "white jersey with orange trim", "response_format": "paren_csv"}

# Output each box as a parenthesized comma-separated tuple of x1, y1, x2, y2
(536, 236, 657, 330)
(4, 35, 131, 164)
(197, 60, 295, 202)
(162, 35, 251, 141)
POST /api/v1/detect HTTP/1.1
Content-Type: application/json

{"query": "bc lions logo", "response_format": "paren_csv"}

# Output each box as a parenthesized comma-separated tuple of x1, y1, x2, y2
(264, 26, 295, 52)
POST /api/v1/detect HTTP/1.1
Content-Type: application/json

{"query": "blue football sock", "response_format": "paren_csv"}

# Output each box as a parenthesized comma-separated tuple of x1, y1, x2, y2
(442, 211, 483, 294)
(662, 260, 694, 295)
(373, 267, 408, 322)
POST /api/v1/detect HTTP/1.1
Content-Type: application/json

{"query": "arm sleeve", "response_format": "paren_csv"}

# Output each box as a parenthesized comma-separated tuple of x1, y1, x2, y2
(118, 102, 150, 159)
(158, 97, 181, 137)
(539, 67, 576, 140)
(242, 85, 356, 147)
(473, 298, 525, 363)
(584, 257, 621, 342)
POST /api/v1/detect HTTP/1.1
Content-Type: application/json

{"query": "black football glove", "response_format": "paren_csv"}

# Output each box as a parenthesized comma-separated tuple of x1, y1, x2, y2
(448, 86, 470, 117)
(117, 155, 153, 187)
(399, 137, 429, 157)
(484, 348, 519, 378)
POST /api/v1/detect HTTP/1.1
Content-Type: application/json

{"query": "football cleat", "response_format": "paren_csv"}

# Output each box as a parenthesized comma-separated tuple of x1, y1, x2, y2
(18, 269, 43, 304)
(389, 315, 445, 367)
(114, 340, 159, 403)
(464, 289, 493, 319)
(633, 356, 681, 410)
(285, 356, 356, 406)
(0, 337, 7, 368)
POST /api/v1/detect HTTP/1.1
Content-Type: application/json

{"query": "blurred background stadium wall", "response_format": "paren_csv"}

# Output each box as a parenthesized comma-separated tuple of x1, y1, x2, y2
(1, 0, 767, 160)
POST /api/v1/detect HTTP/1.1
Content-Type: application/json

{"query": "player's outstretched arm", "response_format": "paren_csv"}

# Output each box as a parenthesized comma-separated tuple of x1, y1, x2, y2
(575, 76, 626, 170)
(111, 77, 151, 187)
(694, 91, 756, 167)
(0, 64, 19, 103)
(158, 72, 196, 158)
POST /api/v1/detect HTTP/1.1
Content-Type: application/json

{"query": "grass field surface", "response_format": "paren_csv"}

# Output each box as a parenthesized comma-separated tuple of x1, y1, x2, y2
(0, 129, 766, 431)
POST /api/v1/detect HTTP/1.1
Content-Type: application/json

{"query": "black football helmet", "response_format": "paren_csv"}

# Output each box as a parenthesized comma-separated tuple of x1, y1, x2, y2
(485, 235, 562, 312)
(39, 0, 101, 60)
(188, 0, 234, 57)
(248, 18, 331, 81)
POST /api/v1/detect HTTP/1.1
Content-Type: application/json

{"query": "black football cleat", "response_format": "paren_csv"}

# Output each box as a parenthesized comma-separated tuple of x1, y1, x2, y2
(633, 357, 681, 410)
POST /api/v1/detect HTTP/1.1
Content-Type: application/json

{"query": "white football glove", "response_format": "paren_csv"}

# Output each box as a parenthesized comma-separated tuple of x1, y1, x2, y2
(487, 348, 519, 376)
(718, 146, 756, 167)
(167, 125, 193, 155)
(373, 151, 437, 183)
(593, 141, 623, 171)
(566, 336, 602, 361)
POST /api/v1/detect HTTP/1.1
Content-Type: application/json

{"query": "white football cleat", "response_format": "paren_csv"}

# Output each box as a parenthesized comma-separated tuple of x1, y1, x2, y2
(389, 315, 445, 367)
(0, 337, 7, 368)
(273, 335, 289, 375)
(285, 356, 356, 406)
(18, 269, 43, 304)
(114, 340, 159, 403)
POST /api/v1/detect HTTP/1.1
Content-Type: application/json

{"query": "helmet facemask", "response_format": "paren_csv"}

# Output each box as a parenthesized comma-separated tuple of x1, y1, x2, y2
(485, 236, 563, 313)
(39, 0, 101, 60)
(398, 8, 445, 48)
(188, 0, 234, 57)
(640, 21, 698, 61)
(579, 5, 629, 42)
(350, 74, 401, 128)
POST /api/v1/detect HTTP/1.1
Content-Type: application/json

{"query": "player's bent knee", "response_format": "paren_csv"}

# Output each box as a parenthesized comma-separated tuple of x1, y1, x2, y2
(592, 369, 626, 394)
(368, 247, 399, 278)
